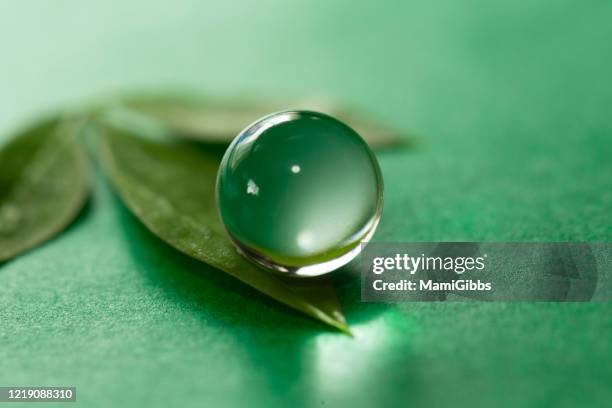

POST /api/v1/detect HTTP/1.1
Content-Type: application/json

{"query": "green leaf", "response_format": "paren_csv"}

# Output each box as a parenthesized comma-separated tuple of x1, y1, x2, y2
(0, 117, 90, 262)
(96, 123, 350, 333)
(121, 93, 401, 148)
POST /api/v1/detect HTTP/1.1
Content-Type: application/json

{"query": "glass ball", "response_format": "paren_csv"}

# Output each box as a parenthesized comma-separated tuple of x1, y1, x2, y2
(216, 110, 383, 277)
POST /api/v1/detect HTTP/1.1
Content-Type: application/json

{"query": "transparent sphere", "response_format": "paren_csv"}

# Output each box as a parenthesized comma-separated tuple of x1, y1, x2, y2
(216, 111, 383, 277)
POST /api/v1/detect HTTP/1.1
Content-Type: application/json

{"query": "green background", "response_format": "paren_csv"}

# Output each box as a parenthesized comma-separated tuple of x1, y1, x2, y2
(1, 1, 611, 407)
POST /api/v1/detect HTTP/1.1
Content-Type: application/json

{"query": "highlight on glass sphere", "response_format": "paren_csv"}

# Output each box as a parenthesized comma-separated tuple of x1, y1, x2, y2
(216, 110, 383, 277)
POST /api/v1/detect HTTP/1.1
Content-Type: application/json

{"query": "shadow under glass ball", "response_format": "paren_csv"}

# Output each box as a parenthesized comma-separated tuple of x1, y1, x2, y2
(216, 110, 383, 277)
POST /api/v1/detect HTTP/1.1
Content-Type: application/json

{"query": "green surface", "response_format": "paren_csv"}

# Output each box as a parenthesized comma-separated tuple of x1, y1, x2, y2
(217, 111, 382, 271)
(0, 1, 611, 407)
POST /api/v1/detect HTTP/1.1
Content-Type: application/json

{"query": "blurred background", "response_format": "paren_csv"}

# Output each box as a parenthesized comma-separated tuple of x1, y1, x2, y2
(2, 0, 611, 240)
(3, 0, 609, 142)
(1, 1, 611, 407)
